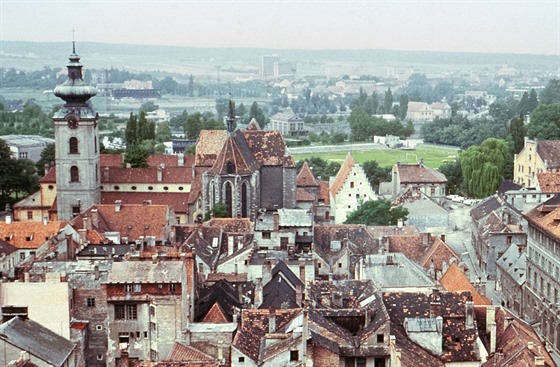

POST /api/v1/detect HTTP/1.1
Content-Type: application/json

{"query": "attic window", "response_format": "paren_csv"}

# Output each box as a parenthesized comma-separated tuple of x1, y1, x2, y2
(377, 334, 384, 343)
(26, 236, 32, 241)
(227, 161, 235, 174)
(238, 357, 245, 363)
(290, 350, 299, 362)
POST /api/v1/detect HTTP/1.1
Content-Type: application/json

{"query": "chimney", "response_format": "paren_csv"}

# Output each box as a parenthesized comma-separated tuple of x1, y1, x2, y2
(535, 355, 545, 366)
(91, 208, 99, 228)
(1, 306, 28, 323)
(178, 153, 184, 167)
(504, 316, 514, 329)
(94, 264, 100, 281)
(440, 233, 446, 243)
(78, 229, 87, 244)
(465, 300, 475, 329)
(299, 262, 306, 283)
(272, 212, 279, 232)
(268, 309, 276, 333)
(157, 164, 164, 182)
(103, 166, 109, 181)
(430, 289, 441, 318)
(66, 233, 75, 261)
(486, 307, 496, 353)
(44, 163, 50, 174)
(5, 215, 12, 224)
(115, 200, 122, 212)
(296, 284, 303, 307)
(436, 315, 443, 333)
(228, 236, 234, 256)
(397, 219, 403, 228)
(182, 250, 197, 325)
(301, 309, 308, 364)
(83, 217, 91, 231)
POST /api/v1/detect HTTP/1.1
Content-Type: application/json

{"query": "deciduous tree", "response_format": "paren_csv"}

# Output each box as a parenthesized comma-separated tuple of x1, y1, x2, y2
(344, 199, 408, 226)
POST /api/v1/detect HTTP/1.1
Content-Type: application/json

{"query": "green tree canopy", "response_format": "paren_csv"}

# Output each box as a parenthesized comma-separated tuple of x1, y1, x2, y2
(540, 79, 560, 105)
(183, 112, 224, 139)
(460, 138, 509, 198)
(36, 143, 55, 176)
(361, 160, 391, 191)
(509, 115, 526, 154)
(438, 159, 463, 195)
(295, 157, 341, 180)
(204, 202, 229, 221)
(526, 103, 560, 140)
(123, 143, 151, 168)
(344, 199, 408, 226)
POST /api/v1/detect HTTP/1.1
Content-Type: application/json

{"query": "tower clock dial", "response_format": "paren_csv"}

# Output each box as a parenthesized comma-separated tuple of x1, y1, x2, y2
(66, 115, 79, 129)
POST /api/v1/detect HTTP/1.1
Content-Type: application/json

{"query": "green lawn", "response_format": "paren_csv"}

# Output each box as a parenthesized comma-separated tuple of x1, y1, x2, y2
(292, 145, 460, 169)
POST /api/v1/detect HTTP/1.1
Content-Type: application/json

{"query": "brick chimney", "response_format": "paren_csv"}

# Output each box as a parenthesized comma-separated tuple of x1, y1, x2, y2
(269, 308, 276, 333)
(115, 200, 122, 213)
(273, 212, 279, 232)
(91, 208, 99, 228)
(486, 307, 496, 353)
(465, 300, 475, 329)
(181, 250, 197, 326)
(157, 164, 164, 182)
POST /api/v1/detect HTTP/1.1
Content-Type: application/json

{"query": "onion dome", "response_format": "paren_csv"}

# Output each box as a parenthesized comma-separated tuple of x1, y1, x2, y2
(53, 42, 97, 105)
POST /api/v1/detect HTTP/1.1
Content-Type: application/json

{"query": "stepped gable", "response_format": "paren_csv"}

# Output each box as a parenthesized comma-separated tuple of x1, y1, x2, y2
(330, 153, 356, 199)
(208, 130, 258, 175)
(297, 161, 319, 187)
(241, 129, 294, 167)
(195, 130, 229, 167)
(537, 140, 560, 169)
(440, 263, 491, 305)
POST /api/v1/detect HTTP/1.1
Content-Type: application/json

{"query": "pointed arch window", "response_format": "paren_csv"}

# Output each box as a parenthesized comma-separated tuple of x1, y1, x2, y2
(225, 182, 233, 217)
(70, 166, 79, 182)
(241, 181, 249, 218)
(226, 161, 235, 174)
(69, 137, 79, 154)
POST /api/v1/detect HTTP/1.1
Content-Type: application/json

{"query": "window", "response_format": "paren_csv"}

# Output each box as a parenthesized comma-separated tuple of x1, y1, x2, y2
(350, 182, 354, 188)
(377, 333, 384, 343)
(290, 350, 299, 362)
(262, 232, 271, 239)
(18, 152, 28, 159)
(238, 357, 245, 363)
(169, 283, 177, 292)
(227, 161, 235, 174)
(20, 253, 25, 260)
(96, 355, 103, 361)
(96, 325, 103, 331)
(27, 211, 33, 220)
(69, 137, 79, 154)
(87, 297, 96, 307)
(114, 304, 138, 320)
(70, 166, 79, 182)
(134, 283, 141, 293)
(125, 284, 133, 293)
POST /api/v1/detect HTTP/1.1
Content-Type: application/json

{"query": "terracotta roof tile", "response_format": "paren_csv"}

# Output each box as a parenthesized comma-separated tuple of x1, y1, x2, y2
(537, 172, 560, 192)
(440, 263, 491, 306)
(69, 203, 172, 242)
(537, 140, 560, 169)
(319, 180, 331, 205)
(241, 130, 294, 167)
(39, 167, 56, 183)
(419, 236, 459, 272)
(101, 192, 189, 213)
(296, 161, 319, 187)
(395, 162, 447, 184)
(100, 154, 123, 167)
(195, 130, 229, 167)
(101, 166, 192, 184)
(208, 133, 258, 175)
(0, 221, 65, 249)
(330, 153, 356, 199)
(169, 342, 217, 362)
(201, 303, 229, 323)
(296, 187, 315, 202)
(524, 194, 560, 240)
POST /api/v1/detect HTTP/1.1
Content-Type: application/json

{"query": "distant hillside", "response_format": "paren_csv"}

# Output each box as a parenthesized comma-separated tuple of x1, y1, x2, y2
(1, 41, 557, 74)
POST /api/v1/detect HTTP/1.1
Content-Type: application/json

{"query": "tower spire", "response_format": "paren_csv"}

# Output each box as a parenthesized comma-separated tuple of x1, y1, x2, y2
(226, 91, 235, 135)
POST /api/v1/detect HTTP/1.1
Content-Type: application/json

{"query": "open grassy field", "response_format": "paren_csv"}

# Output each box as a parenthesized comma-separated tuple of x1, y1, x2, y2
(292, 145, 460, 169)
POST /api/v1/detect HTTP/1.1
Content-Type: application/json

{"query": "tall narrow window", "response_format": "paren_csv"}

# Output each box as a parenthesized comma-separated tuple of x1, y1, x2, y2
(227, 161, 235, 174)
(69, 137, 79, 154)
(241, 182, 249, 218)
(70, 166, 79, 182)
(225, 182, 233, 217)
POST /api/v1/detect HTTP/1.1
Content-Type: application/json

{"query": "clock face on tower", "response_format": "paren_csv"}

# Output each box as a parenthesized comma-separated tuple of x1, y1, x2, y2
(66, 115, 79, 129)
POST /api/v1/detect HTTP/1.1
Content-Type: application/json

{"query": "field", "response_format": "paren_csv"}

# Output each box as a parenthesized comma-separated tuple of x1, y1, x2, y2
(291, 145, 460, 169)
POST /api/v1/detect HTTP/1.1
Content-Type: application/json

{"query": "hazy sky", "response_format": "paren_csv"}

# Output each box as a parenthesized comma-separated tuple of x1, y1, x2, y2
(1, 0, 559, 55)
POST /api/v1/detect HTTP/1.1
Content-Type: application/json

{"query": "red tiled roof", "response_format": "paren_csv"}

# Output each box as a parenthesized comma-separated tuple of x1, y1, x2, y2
(319, 180, 330, 205)
(241, 130, 294, 167)
(296, 188, 315, 202)
(169, 342, 217, 362)
(209, 134, 258, 175)
(39, 167, 56, 183)
(537, 172, 560, 192)
(396, 162, 447, 184)
(296, 161, 319, 187)
(202, 303, 229, 323)
(330, 153, 356, 199)
(100, 154, 123, 167)
(419, 236, 459, 272)
(440, 263, 491, 306)
(195, 130, 229, 167)
(524, 196, 560, 240)
(0, 221, 65, 249)
(537, 140, 560, 169)
(101, 166, 192, 184)
(101, 192, 189, 213)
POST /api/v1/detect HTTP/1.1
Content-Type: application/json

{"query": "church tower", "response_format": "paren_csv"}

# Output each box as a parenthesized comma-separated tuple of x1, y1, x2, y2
(53, 43, 100, 221)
